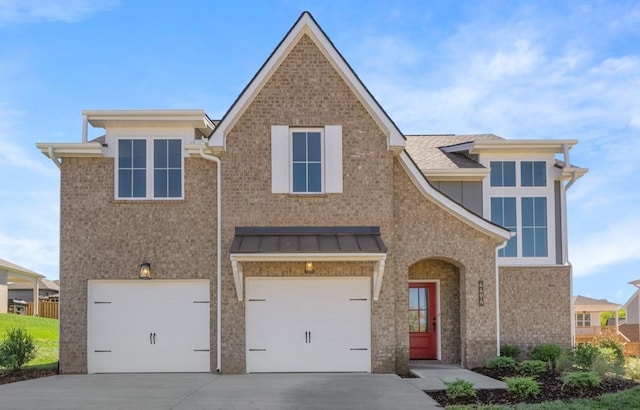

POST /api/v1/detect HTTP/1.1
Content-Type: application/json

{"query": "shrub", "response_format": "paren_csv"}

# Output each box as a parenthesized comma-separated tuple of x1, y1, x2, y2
(0, 327, 38, 370)
(574, 343, 600, 369)
(487, 356, 517, 370)
(555, 349, 575, 374)
(530, 343, 563, 368)
(626, 358, 640, 380)
(500, 344, 521, 360)
(518, 360, 548, 376)
(591, 353, 616, 377)
(444, 378, 477, 400)
(594, 335, 625, 369)
(505, 376, 540, 399)
(562, 371, 601, 390)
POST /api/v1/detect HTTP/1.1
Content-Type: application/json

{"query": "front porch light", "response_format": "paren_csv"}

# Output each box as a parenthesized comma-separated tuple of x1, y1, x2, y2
(304, 262, 314, 274)
(139, 261, 152, 279)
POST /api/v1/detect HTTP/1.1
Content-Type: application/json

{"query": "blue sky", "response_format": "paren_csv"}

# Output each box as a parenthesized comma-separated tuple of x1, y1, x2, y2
(0, 1, 639, 304)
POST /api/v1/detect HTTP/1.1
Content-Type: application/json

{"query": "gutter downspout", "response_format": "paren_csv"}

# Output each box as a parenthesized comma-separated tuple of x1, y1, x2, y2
(495, 238, 509, 356)
(199, 145, 222, 373)
(47, 147, 62, 169)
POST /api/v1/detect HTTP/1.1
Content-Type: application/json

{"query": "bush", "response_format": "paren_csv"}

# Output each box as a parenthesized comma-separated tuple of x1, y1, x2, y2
(0, 327, 38, 370)
(574, 343, 600, 369)
(519, 360, 548, 376)
(562, 371, 601, 390)
(505, 376, 540, 399)
(487, 356, 517, 370)
(531, 343, 563, 368)
(555, 349, 575, 374)
(500, 344, 521, 360)
(591, 354, 616, 377)
(444, 378, 476, 399)
(594, 336, 625, 371)
(626, 358, 640, 380)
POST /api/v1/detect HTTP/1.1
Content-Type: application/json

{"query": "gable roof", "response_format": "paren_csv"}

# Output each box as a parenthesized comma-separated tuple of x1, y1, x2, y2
(8, 279, 59, 291)
(0, 257, 44, 281)
(209, 11, 405, 152)
(406, 134, 502, 171)
(573, 295, 621, 312)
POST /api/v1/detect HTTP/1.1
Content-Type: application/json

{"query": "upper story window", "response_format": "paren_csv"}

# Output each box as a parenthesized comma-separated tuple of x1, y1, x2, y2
(292, 130, 323, 193)
(490, 161, 515, 187)
(521, 161, 546, 187)
(271, 125, 342, 194)
(117, 138, 183, 200)
(522, 197, 548, 257)
(491, 197, 517, 257)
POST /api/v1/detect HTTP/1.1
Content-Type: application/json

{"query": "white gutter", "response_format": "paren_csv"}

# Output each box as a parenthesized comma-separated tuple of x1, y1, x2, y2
(47, 147, 62, 169)
(198, 145, 222, 373)
(495, 239, 509, 356)
(82, 114, 88, 143)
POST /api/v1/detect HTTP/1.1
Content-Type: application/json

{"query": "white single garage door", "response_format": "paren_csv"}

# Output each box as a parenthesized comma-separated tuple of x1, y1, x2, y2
(246, 277, 371, 373)
(87, 280, 210, 373)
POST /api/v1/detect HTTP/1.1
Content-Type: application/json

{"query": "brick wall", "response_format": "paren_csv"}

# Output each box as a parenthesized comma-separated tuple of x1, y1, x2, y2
(499, 265, 572, 355)
(58, 156, 217, 373)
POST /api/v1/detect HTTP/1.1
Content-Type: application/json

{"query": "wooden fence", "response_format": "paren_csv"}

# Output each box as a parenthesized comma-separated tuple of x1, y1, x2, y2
(25, 301, 59, 319)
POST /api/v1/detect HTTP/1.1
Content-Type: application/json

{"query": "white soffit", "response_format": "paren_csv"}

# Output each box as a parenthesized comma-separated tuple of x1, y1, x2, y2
(421, 168, 490, 181)
(84, 110, 215, 135)
(471, 139, 579, 154)
(209, 12, 405, 152)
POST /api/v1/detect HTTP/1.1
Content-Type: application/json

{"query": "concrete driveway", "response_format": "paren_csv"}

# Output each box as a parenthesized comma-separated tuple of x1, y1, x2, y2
(0, 373, 441, 410)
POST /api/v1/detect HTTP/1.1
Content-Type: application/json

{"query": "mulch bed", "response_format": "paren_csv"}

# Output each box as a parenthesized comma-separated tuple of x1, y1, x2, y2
(428, 367, 639, 407)
(0, 368, 58, 385)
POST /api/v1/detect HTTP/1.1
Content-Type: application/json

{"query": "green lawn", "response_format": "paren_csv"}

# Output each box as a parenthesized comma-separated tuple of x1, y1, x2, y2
(0, 313, 59, 370)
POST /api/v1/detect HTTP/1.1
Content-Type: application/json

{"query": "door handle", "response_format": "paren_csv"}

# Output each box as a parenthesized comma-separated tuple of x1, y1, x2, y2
(432, 319, 437, 332)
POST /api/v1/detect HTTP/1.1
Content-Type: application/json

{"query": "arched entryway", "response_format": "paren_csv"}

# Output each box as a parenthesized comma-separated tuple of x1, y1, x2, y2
(408, 258, 462, 363)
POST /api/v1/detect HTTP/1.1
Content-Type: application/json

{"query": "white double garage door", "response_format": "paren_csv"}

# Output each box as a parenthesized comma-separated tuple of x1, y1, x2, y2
(87, 277, 371, 373)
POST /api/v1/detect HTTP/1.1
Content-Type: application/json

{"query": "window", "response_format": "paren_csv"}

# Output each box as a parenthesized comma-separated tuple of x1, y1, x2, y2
(271, 125, 342, 194)
(117, 138, 183, 199)
(522, 197, 548, 257)
(409, 287, 429, 333)
(292, 130, 322, 193)
(576, 313, 591, 327)
(521, 161, 546, 186)
(118, 139, 147, 198)
(490, 161, 515, 187)
(491, 197, 517, 257)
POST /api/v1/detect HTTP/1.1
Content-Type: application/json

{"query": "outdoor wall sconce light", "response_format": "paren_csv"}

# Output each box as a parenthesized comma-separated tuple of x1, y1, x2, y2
(304, 262, 314, 274)
(139, 261, 152, 280)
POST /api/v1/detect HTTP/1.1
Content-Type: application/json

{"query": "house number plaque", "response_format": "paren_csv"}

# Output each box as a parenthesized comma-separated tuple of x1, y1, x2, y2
(478, 280, 485, 306)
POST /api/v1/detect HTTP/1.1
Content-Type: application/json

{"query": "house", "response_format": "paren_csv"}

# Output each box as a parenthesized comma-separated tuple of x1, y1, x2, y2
(8, 278, 59, 302)
(617, 280, 640, 352)
(572, 295, 622, 344)
(36, 12, 586, 375)
(0, 257, 45, 315)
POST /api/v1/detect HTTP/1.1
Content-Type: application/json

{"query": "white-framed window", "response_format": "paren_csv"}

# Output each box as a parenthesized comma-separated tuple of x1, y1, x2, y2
(116, 138, 183, 200)
(576, 313, 591, 327)
(485, 157, 554, 264)
(271, 125, 342, 194)
(291, 129, 323, 193)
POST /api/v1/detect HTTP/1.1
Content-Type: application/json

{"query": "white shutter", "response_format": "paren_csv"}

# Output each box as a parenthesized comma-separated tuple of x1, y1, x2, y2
(324, 125, 343, 193)
(271, 125, 289, 193)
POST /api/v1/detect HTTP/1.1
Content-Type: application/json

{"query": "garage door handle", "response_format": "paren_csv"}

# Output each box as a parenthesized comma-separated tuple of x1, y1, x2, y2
(150, 332, 156, 345)
(305, 331, 312, 343)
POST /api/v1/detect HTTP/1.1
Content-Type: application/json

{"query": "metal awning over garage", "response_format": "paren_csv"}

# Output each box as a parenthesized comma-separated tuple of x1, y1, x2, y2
(229, 227, 387, 301)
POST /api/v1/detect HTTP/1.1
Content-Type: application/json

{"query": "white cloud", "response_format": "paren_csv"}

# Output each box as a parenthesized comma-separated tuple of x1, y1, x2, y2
(0, 0, 118, 24)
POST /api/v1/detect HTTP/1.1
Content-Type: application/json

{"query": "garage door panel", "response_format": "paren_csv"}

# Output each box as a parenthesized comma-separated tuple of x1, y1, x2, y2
(88, 280, 210, 373)
(246, 277, 371, 373)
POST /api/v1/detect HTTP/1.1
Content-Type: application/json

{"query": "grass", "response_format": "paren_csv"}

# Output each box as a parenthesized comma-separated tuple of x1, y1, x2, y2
(0, 314, 58, 370)
(446, 386, 640, 409)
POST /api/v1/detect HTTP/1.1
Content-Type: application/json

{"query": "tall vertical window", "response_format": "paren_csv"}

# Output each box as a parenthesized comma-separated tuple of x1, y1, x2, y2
(522, 197, 548, 257)
(154, 140, 182, 198)
(521, 161, 546, 186)
(491, 197, 517, 257)
(490, 161, 516, 187)
(118, 139, 147, 198)
(292, 130, 322, 193)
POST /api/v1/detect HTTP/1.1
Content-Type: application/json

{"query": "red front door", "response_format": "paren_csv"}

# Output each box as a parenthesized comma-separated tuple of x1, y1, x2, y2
(409, 283, 437, 359)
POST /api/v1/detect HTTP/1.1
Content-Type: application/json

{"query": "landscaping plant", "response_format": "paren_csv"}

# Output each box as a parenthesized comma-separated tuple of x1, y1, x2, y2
(0, 327, 38, 370)
(530, 343, 563, 369)
(518, 360, 547, 377)
(444, 378, 477, 400)
(487, 356, 517, 370)
(504, 376, 540, 399)
(562, 371, 602, 391)
(500, 344, 521, 360)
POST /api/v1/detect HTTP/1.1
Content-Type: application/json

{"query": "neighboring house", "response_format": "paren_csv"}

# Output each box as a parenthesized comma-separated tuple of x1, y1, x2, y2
(0, 257, 45, 315)
(620, 280, 640, 348)
(36, 12, 586, 375)
(8, 278, 60, 302)
(572, 295, 622, 344)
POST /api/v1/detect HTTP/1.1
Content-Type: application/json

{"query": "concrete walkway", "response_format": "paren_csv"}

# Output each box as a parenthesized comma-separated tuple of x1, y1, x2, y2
(408, 362, 506, 391)
(0, 373, 442, 410)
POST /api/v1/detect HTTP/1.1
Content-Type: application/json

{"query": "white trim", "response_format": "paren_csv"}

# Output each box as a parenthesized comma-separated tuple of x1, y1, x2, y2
(83, 109, 215, 136)
(398, 151, 511, 242)
(471, 139, 578, 154)
(421, 168, 490, 181)
(209, 12, 405, 152)
(230, 253, 387, 302)
(408, 279, 441, 361)
(36, 142, 103, 157)
(290, 128, 325, 194)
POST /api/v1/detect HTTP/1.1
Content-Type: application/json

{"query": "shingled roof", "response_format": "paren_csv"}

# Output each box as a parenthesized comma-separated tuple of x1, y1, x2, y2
(405, 134, 502, 170)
